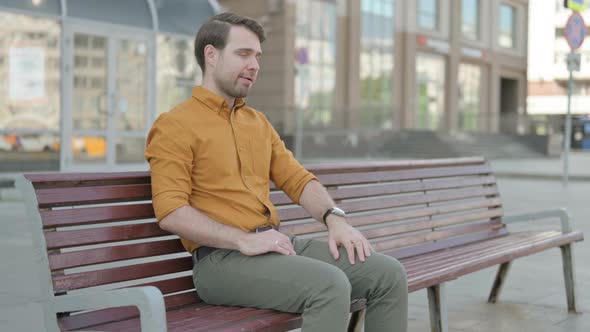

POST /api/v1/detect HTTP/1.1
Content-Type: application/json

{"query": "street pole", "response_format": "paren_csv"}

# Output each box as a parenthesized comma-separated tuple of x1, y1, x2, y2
(563, 58, 573, 188)
(561, 10, 585, 188)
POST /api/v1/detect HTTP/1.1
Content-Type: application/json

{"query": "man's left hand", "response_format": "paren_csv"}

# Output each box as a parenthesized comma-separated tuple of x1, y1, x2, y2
(326, 216, 374, 264)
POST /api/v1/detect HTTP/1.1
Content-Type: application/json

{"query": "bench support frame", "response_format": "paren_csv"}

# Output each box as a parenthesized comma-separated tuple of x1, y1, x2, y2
(502, 208, 580, 313)
(427, 283, 448, 332)
(561, 243, 579, 313)
(348, 308, 366, 332)
(488, 261, 512, 303)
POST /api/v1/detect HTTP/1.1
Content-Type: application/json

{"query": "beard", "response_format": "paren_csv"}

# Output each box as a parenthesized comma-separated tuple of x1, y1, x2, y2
(215, 75, 250, 99)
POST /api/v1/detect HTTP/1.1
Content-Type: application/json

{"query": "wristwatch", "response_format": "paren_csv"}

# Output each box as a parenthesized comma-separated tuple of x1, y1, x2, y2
(322, 207, 346, 223)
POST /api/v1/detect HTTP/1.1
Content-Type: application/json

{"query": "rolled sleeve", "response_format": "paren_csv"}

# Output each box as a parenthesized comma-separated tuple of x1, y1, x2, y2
(145, 113, 193, 221)
(269, 126, 317, 204)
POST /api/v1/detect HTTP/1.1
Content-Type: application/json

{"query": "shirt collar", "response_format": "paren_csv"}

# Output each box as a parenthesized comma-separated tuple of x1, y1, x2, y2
(192, 86, 246, 112)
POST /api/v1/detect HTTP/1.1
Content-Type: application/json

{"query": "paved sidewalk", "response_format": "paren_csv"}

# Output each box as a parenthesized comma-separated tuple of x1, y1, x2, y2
(1, 177, 589, 331)
(491, 151, 590, 181)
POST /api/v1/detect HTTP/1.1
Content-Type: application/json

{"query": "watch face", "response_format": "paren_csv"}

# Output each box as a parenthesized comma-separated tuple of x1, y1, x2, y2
(332, 207, 346, 217)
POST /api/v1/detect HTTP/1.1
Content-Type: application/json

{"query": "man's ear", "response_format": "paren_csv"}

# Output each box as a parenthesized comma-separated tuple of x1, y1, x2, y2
(204, 45, 218, 70)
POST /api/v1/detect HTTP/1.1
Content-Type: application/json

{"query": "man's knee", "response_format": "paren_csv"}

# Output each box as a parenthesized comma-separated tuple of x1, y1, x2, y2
(311, 264, 352, 304)
(368, 253, 408, 290)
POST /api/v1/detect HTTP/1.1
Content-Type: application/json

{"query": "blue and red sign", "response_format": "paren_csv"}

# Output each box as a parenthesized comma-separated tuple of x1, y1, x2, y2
(564, 12, 586, 50)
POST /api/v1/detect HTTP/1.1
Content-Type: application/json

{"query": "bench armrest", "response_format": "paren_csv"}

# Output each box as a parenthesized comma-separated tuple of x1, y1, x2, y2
(503, 208, 573, 233)
(51, 286, 166, 332)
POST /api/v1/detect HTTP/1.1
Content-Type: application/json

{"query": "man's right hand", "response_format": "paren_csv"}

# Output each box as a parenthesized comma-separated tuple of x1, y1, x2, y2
(237, 230, 296, 256)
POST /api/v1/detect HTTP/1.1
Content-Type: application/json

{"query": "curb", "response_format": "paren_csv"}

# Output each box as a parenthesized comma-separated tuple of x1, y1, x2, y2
(494, 172, 590, 182)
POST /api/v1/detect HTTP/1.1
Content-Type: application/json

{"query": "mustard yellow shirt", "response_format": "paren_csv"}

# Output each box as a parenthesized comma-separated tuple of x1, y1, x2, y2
(145, 86, 317, 253)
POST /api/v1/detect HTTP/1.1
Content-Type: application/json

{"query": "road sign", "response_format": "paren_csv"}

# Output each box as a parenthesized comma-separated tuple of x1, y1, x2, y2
(564, 12, 586, 50)
(564, 0, 588, 12)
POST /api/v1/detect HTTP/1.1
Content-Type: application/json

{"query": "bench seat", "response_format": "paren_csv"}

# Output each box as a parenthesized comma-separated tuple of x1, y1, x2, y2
(402, 230, 583, 292)
(66, 230, 583, 332)
(72, 300, 367, 332)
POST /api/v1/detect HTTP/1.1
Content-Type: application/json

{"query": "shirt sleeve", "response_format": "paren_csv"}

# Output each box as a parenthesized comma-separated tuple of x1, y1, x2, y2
(145, 113, 193, 221)
(268, 123, 317, 205)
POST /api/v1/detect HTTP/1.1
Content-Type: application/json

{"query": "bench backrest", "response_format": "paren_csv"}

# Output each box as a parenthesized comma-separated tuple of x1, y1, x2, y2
(18, 157, 504, 330)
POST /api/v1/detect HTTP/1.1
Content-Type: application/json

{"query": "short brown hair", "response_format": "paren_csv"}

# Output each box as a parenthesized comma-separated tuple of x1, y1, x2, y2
(194, 12, 266, 73)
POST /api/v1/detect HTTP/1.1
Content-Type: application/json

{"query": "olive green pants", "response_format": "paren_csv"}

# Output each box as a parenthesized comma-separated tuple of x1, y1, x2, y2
(193, 235, 408, 332)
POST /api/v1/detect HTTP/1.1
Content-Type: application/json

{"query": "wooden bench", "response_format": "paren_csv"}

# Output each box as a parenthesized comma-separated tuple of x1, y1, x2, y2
(17, 157, 583, 332)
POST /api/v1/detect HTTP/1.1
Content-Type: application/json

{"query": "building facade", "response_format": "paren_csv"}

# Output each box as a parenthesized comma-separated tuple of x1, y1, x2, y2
(0, 0, 216, 172)
(0, 0, 529, 172)
(220, 0, 529, 138)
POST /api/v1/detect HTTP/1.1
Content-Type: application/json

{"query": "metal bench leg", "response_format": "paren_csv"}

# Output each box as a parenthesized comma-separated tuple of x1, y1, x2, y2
(347, 308, 366, 332)
(560, 243, 580, 313)
(427, 284, 448, 332)
(488, 261, 512, 303)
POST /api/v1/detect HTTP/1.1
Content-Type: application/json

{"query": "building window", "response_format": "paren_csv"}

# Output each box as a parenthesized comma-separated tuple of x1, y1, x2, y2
(156, 35, 202, 115)
(295, 0, 338, 127)
(74, 34, 89, 48)
(461, 0, 480, 41)
(415, 53, 446, 130)
(499, 3, 516, 49)
(74, 55, 88, 68)
(360, 0, 395, 129)
(417, 0, 439, 31)
(458, 63, 481, 131)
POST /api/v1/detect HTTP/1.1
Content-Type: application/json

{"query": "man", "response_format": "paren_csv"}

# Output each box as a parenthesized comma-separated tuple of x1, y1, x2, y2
(145, 12, 407, 332)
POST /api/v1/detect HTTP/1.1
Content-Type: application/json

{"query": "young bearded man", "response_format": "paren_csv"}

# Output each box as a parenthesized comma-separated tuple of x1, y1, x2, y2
(145, 12, 407, 332)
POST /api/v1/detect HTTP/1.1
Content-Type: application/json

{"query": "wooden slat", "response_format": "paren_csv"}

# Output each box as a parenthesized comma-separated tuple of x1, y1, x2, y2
(405, 230, 584, 292)
(35, 183, 152, 208)
(359, 208, 504, 240)
(400, 231, 523, 269)
(283, 197, 503, 235)
(400, 230, 555, 270)
(388, 227, 509, 260)
(52, 257, 193, 292)
(25, 171, 150, 187)
(278, 185, 499, 222)
(314, 164, 491, 187)
(64, 297, 366, 332)
(130, 276, 196, 295)
(74, 297, 366, 332)
(305, 157, 486, 175)
(404, 231, 577, 280)
(404, 232, 561, 276)
(371, 222, 504, 253)
(45, 222, 169, 250)
(172, 308, 286, 332)
(59, 291, 200, 331)
(48, 239, 185, 270)
(269, 175, 497, 206)
(88, 306, 273, 332)
(340, 186, 498, 216)
(41, 203, 155, 228)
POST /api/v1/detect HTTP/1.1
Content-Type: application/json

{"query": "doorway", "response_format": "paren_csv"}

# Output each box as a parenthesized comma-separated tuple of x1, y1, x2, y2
(499, 77, 518, 134)
(61, 22, 154, 171)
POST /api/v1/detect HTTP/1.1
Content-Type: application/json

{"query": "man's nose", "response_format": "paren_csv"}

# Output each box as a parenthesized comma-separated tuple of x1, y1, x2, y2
(248, 57, 260, 71)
